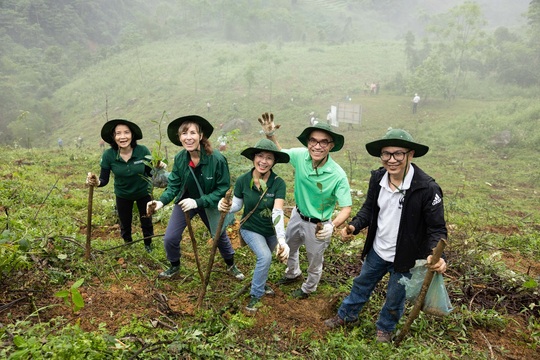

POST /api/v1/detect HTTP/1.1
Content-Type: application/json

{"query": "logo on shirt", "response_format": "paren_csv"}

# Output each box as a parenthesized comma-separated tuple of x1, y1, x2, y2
(432, 193, 442, 206)
(134, 160, 144, 165)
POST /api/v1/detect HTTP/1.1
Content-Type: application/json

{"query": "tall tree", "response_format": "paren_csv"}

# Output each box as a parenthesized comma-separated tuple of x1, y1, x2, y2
(426, 1, 487, 96)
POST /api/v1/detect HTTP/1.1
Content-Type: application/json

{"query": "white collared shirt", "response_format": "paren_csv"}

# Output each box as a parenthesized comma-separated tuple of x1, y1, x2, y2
(373, 165, 415, 262)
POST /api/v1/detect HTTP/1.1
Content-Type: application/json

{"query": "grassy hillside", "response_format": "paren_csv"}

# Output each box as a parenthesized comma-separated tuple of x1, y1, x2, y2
(49, 40, 406, 144)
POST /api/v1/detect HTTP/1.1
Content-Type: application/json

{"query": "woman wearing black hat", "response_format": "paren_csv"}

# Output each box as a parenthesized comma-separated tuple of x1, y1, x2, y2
(86, 119, 155, 252)
(217, 138, 290, 312)
(146, 115, 244, 280)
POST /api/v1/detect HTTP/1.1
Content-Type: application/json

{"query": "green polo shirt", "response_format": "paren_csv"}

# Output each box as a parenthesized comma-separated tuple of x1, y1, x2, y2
(234, 169, 286, 237)
(100, 145, 151, 200)
(283, 147, 352, 220)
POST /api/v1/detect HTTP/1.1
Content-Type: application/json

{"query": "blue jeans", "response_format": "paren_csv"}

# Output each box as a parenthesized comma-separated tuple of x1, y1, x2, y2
(163, 204, 235, 264)
(240, 228, 277, 298)
(337, 248, 411, 333)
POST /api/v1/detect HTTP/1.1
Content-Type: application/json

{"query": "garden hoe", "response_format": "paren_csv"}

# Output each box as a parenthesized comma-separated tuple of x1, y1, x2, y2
(85, 185, 94, 260)
(394, 238, 447, 346)
(197, 188, 233, 308)
(184, 210, 204, 284)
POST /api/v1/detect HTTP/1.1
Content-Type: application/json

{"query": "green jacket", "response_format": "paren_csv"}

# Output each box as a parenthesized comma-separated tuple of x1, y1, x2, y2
(159, 148, 231, 207)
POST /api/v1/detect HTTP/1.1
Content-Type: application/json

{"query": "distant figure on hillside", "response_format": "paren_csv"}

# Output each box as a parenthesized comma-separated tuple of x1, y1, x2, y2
(206, 102, 211, 112)
(232, 102, 238, 112)
(370, 82, 377, 95)
(412, 93, 420, 114)
(76, 136, 83, 148)
(217, 133, 227, 151)
(57, 138, 63, 149)
(99, 139, 105, 151)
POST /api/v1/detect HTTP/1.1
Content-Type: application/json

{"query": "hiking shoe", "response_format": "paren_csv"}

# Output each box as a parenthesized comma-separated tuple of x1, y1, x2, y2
(227, 264, 245, 280)
(245, 296, 261, 312)
(291, 288, 309, 299)
(144, 244, 153, 253)
(276, 275, 303, 285)
(376, 330, 393, 343)
(159, 265, 179, 278)
(264, 285, 275, 295)
(324, 314, 346, 329)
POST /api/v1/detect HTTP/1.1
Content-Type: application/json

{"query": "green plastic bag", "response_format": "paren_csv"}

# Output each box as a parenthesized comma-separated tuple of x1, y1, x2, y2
(399, 260, 453, 316)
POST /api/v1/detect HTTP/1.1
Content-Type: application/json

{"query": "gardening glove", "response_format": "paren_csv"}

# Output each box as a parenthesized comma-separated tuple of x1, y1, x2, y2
(146, 200, 163, 216)
(86, 172, 100, 187)
(157, 161, 167, 169)
(341, 224, 355, 241)
(276, 238, 289, 263)
(179, 198, 198, 212)
(316, 222, 334, 240)
(257, 112, 281, 136)
(218, 197, 231, 212)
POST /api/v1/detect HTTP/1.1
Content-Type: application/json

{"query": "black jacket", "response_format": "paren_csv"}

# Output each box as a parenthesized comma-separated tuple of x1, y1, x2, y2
(349, 163, 447, 272)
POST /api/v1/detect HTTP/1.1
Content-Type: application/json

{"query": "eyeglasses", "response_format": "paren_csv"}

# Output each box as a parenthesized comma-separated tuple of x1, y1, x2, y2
(308, 138, 333, 148)
(380, 150, 411, 161)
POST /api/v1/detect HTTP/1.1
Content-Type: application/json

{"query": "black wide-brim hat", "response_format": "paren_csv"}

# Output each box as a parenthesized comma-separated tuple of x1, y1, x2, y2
(365, 128, 429, 157)
(167, 115, 214, 147)
(241, 138, 290, 164)
(101, 119, 143, 144)
(297, 122, 344, 152)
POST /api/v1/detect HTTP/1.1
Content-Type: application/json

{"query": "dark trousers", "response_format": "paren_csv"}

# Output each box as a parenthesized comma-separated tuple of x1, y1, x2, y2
(116, 195, 153, 245)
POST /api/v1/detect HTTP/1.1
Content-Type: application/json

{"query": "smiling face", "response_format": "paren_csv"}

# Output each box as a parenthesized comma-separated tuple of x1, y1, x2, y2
(178, 122, 202, 152)
(113, 124, 133, 150)
(380, 146, 415, 180)
(307, 130, 334, 163)
(253, 151, 275, 176)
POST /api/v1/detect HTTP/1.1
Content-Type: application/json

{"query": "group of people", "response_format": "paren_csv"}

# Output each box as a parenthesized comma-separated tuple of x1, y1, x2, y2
(86, 112, 448, 343)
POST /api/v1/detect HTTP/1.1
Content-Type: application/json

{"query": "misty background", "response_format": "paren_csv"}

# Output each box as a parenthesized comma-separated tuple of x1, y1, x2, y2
(0, 0, 536, 147)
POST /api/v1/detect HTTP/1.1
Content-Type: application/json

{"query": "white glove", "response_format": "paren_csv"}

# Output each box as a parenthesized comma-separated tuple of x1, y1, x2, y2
(86, 172, 100, 187)
(157, 161, 167, 169)
(218, 198, 231, 212)
(146, 200, 163, 216)
(316, 223, 334, 240)
(276, 238, 289, 263)
(257, 112, 281, 136)
(179, 198, 197, 212)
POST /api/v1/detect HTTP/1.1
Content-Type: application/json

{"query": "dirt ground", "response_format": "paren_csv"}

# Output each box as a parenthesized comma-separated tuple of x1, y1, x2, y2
(1, 224, 539, 359)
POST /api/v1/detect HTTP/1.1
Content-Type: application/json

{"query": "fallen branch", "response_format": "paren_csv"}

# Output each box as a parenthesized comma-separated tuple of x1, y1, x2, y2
(0, 296, 27, 314)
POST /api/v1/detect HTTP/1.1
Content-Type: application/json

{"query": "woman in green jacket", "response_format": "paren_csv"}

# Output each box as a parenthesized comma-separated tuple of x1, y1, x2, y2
(86, 119, 154, 252)
(147, 115, 244, 280)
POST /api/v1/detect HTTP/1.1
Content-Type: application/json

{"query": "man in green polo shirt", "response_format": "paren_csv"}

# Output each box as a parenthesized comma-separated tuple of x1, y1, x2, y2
(258, 112, 352, 299)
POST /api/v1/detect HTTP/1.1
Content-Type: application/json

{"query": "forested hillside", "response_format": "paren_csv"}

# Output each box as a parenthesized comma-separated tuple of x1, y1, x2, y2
(0, 0, 536, 145)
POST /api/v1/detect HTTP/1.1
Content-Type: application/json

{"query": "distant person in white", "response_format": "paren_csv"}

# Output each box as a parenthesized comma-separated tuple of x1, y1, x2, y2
(412, 93, 420, 114)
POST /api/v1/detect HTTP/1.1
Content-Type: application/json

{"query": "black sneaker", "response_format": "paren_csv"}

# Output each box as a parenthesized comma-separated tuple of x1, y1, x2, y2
(291, 288, 309, 299)
(159, 265, 180, 278)
(144, 244, 152, 253)
(264, 285, 275, 295)
(227, 264, 245, 280)
(276, 275, 303, 285)
(245, 296, 261, 312)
